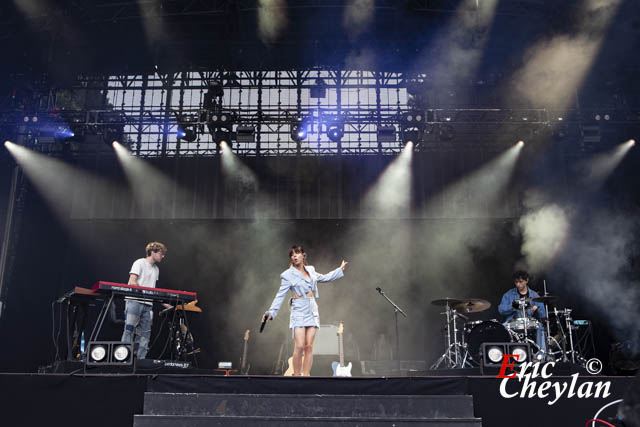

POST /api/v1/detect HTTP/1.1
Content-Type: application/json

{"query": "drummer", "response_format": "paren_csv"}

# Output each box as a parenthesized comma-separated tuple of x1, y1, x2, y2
(498, 270, 547, 356)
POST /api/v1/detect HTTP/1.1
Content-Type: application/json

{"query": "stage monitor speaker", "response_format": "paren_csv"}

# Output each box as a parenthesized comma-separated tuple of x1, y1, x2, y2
(313, 324, 339, 355)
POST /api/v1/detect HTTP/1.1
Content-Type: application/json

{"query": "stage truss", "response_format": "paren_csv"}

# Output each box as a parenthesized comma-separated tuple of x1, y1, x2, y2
(1, 68, 637, 158)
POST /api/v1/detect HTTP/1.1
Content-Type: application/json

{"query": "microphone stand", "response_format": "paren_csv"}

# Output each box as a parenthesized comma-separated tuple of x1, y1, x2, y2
(376, 287, 407, 375)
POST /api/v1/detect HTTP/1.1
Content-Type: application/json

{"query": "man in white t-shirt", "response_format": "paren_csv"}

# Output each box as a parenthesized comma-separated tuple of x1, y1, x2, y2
(121, 241, 167, 359)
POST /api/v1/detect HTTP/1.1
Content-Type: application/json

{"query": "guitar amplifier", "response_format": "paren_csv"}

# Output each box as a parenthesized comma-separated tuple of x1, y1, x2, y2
(314, 324, 339, 355)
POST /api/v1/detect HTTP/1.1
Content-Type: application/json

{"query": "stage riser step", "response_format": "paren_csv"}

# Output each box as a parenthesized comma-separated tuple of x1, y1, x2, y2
(133, 415, 483, 427)
(143, 393, 474, 418)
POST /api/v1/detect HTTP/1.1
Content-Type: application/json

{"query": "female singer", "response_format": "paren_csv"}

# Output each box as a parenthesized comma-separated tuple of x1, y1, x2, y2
(263, 245, 347, 376)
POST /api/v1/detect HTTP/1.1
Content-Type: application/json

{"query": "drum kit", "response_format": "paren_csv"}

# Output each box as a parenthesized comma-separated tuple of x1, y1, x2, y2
(430, 292, 589, 369)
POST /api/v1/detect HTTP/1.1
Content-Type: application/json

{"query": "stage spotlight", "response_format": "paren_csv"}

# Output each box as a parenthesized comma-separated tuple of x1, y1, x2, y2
(511, 346, 528, 362)
(480, 342, 532, 374)
(517, 140, 524, 146)
(236, 125, 255, 143)
(327, 123, 344, 142)
(209, 111, 235, 130)
(86, 341, 134, 366)
(377, 125, 396, 143)
(178, 126, 197, 143)
(54, 126, 75, 141)
(486, 346, 504, 363)
(214, 129, 232, 145)
(103, 127, 122, 146)
(401, 128, 422, 144)
(401, 111, 424, 125)
(629, 139, 635, 146)
(291, 121, 307, 142)
(89, 344, 107, 363)
(112, 344, 132, 363)
(22, 115, 38, 123)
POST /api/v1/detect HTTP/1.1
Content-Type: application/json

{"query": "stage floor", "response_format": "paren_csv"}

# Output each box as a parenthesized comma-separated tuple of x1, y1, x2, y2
(0, 371, 633, 426)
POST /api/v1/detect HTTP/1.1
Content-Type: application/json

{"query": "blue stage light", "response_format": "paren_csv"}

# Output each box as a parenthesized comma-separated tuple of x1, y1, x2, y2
(327, 124, 344, 142)
(54, 126, 75, 140)
(291, 120, 307, 142)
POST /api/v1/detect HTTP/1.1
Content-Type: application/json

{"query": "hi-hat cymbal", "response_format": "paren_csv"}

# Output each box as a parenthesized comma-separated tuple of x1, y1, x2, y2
(454, 298, 491, 313)
(532, 295, 559, 303)
(431, 298, 463, 307)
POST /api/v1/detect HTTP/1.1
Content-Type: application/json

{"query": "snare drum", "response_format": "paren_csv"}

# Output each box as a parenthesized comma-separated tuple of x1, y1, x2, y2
(507, 317, 540, 331)
(466, 320, 512, 364)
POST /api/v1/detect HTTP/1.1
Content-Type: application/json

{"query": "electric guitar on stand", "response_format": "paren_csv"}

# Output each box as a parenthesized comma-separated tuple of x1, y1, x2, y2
(240, 329, 250, 375)
(331, 322, 352, 377)
(272, 341, 286, 375)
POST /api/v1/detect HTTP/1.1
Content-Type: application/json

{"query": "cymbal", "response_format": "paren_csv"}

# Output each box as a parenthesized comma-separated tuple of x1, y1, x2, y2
(454, 298, 491, 313)
(532, 295, 559, 303)
(431, 298, 463, 307)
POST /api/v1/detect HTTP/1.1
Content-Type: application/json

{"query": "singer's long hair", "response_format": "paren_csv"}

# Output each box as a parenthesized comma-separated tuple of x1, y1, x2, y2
(288, 244, 309, 267)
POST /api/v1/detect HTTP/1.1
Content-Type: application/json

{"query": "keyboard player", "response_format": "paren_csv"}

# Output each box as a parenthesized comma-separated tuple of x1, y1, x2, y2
(120, 241, 167, 359)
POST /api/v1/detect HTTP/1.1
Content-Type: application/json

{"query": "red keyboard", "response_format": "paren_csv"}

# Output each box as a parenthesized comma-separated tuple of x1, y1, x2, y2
(92, 281, 197, 303)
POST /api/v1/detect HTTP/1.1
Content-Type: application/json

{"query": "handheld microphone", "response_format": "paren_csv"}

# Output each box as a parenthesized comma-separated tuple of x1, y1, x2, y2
(260, 315, 268, 333)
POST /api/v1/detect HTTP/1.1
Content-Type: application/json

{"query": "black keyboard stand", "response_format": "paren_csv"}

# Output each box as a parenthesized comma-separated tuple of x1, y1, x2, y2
(88, 291, 191, 363)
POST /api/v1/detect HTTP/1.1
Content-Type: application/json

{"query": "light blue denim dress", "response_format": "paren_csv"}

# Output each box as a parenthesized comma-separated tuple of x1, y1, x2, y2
(266, 265, 344, 332)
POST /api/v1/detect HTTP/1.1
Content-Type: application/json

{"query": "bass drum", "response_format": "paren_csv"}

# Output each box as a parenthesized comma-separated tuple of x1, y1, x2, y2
(466, 320, 512, 364)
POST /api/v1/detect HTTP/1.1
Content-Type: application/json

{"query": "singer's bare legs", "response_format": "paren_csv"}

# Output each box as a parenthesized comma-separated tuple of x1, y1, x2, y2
(302, 327, 317, 375)
(292, 328, 305, 375)
(293, 326, 317, 376)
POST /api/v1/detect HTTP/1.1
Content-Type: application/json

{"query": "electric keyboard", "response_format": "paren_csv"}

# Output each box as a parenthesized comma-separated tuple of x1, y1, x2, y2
(92, 281, 197, 303)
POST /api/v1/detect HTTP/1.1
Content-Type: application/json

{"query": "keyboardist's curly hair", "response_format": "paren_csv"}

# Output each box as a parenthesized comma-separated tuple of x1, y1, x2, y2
(146, 241, 167, 256)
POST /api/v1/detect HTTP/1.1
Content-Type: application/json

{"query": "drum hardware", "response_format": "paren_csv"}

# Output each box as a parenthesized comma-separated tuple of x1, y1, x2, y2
(430, 298, 479, 369)
(430, 298, 490, 369)
(545, 305, 592, 365)
(550, 307, 570, 362)
(560, 308, 578, 363)
(537, 280, 554, 360)
(504, 315, 542, 356)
